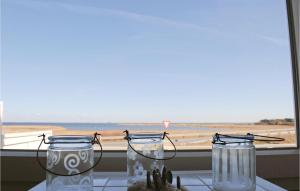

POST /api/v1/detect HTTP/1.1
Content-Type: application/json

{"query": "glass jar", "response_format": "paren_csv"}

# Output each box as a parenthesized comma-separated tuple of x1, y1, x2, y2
(212, 134, 256, 191)
(124, 130, 176, 187)
(36, 134, 102, 191)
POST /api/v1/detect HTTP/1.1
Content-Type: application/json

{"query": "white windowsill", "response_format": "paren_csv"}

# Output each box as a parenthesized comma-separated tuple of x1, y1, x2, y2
(1, 148, 298, 158)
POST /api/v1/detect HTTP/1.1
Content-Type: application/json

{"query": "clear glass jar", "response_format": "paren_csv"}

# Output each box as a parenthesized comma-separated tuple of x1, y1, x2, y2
(212, 134, 256, 191)
(126, 133, 165, 186)
(46, 135, 94, 191)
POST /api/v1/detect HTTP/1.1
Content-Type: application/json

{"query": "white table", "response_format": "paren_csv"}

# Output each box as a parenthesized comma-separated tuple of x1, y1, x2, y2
(29, 171, 287, 191)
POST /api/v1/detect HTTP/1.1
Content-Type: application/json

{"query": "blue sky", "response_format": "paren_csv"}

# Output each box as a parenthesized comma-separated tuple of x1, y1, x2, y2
(1, 0, 295, 123)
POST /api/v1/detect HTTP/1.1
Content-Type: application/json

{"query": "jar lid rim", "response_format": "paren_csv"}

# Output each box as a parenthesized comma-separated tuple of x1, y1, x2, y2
(48, 135, 93, 141)
(213, 133, 254, 145)
(129, 133, 164, 139)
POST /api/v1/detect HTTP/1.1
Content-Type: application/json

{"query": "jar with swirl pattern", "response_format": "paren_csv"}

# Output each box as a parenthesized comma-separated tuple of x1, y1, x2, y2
(46, 135, 94, 191)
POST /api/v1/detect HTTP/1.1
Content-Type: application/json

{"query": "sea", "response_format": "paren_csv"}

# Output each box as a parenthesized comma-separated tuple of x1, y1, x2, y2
(3, 122, 218, 131)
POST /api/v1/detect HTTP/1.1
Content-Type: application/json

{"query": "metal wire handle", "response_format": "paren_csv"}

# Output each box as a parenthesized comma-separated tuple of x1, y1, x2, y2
(248, 133, 285, 142)
(36, 132, 103, 176)
(212, 133, 285, 145)
(124, 130, 177, 161)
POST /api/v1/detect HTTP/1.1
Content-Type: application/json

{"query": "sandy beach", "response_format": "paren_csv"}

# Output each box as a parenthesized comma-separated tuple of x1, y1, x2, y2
(1, 123, 296, 150)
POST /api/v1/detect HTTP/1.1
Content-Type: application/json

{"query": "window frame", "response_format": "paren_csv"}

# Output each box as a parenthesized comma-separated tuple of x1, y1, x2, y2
(287, 0, 300, 148)
(0, 0, 299, 155)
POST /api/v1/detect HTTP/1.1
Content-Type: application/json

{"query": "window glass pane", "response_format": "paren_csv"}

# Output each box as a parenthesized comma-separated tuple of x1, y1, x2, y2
(1, 0, 297, 150)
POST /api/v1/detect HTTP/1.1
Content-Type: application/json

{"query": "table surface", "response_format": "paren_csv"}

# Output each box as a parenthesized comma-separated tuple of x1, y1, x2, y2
(29, 170, 287, 191)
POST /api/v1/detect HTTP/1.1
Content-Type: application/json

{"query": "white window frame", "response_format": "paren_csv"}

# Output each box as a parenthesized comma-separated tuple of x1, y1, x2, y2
(0, 0, 300, 190)
(0, 1, 299, 182)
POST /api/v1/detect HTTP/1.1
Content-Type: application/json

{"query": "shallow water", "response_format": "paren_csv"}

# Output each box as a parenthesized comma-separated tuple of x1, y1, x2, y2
(4, 122, 221, 131)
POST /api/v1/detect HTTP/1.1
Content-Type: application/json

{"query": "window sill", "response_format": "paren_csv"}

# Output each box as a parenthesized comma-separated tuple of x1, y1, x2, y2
(1, 147, 298, 157)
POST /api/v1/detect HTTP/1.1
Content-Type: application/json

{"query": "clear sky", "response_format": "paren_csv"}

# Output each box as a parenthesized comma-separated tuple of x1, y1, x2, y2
(1, 0, 295, 123)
